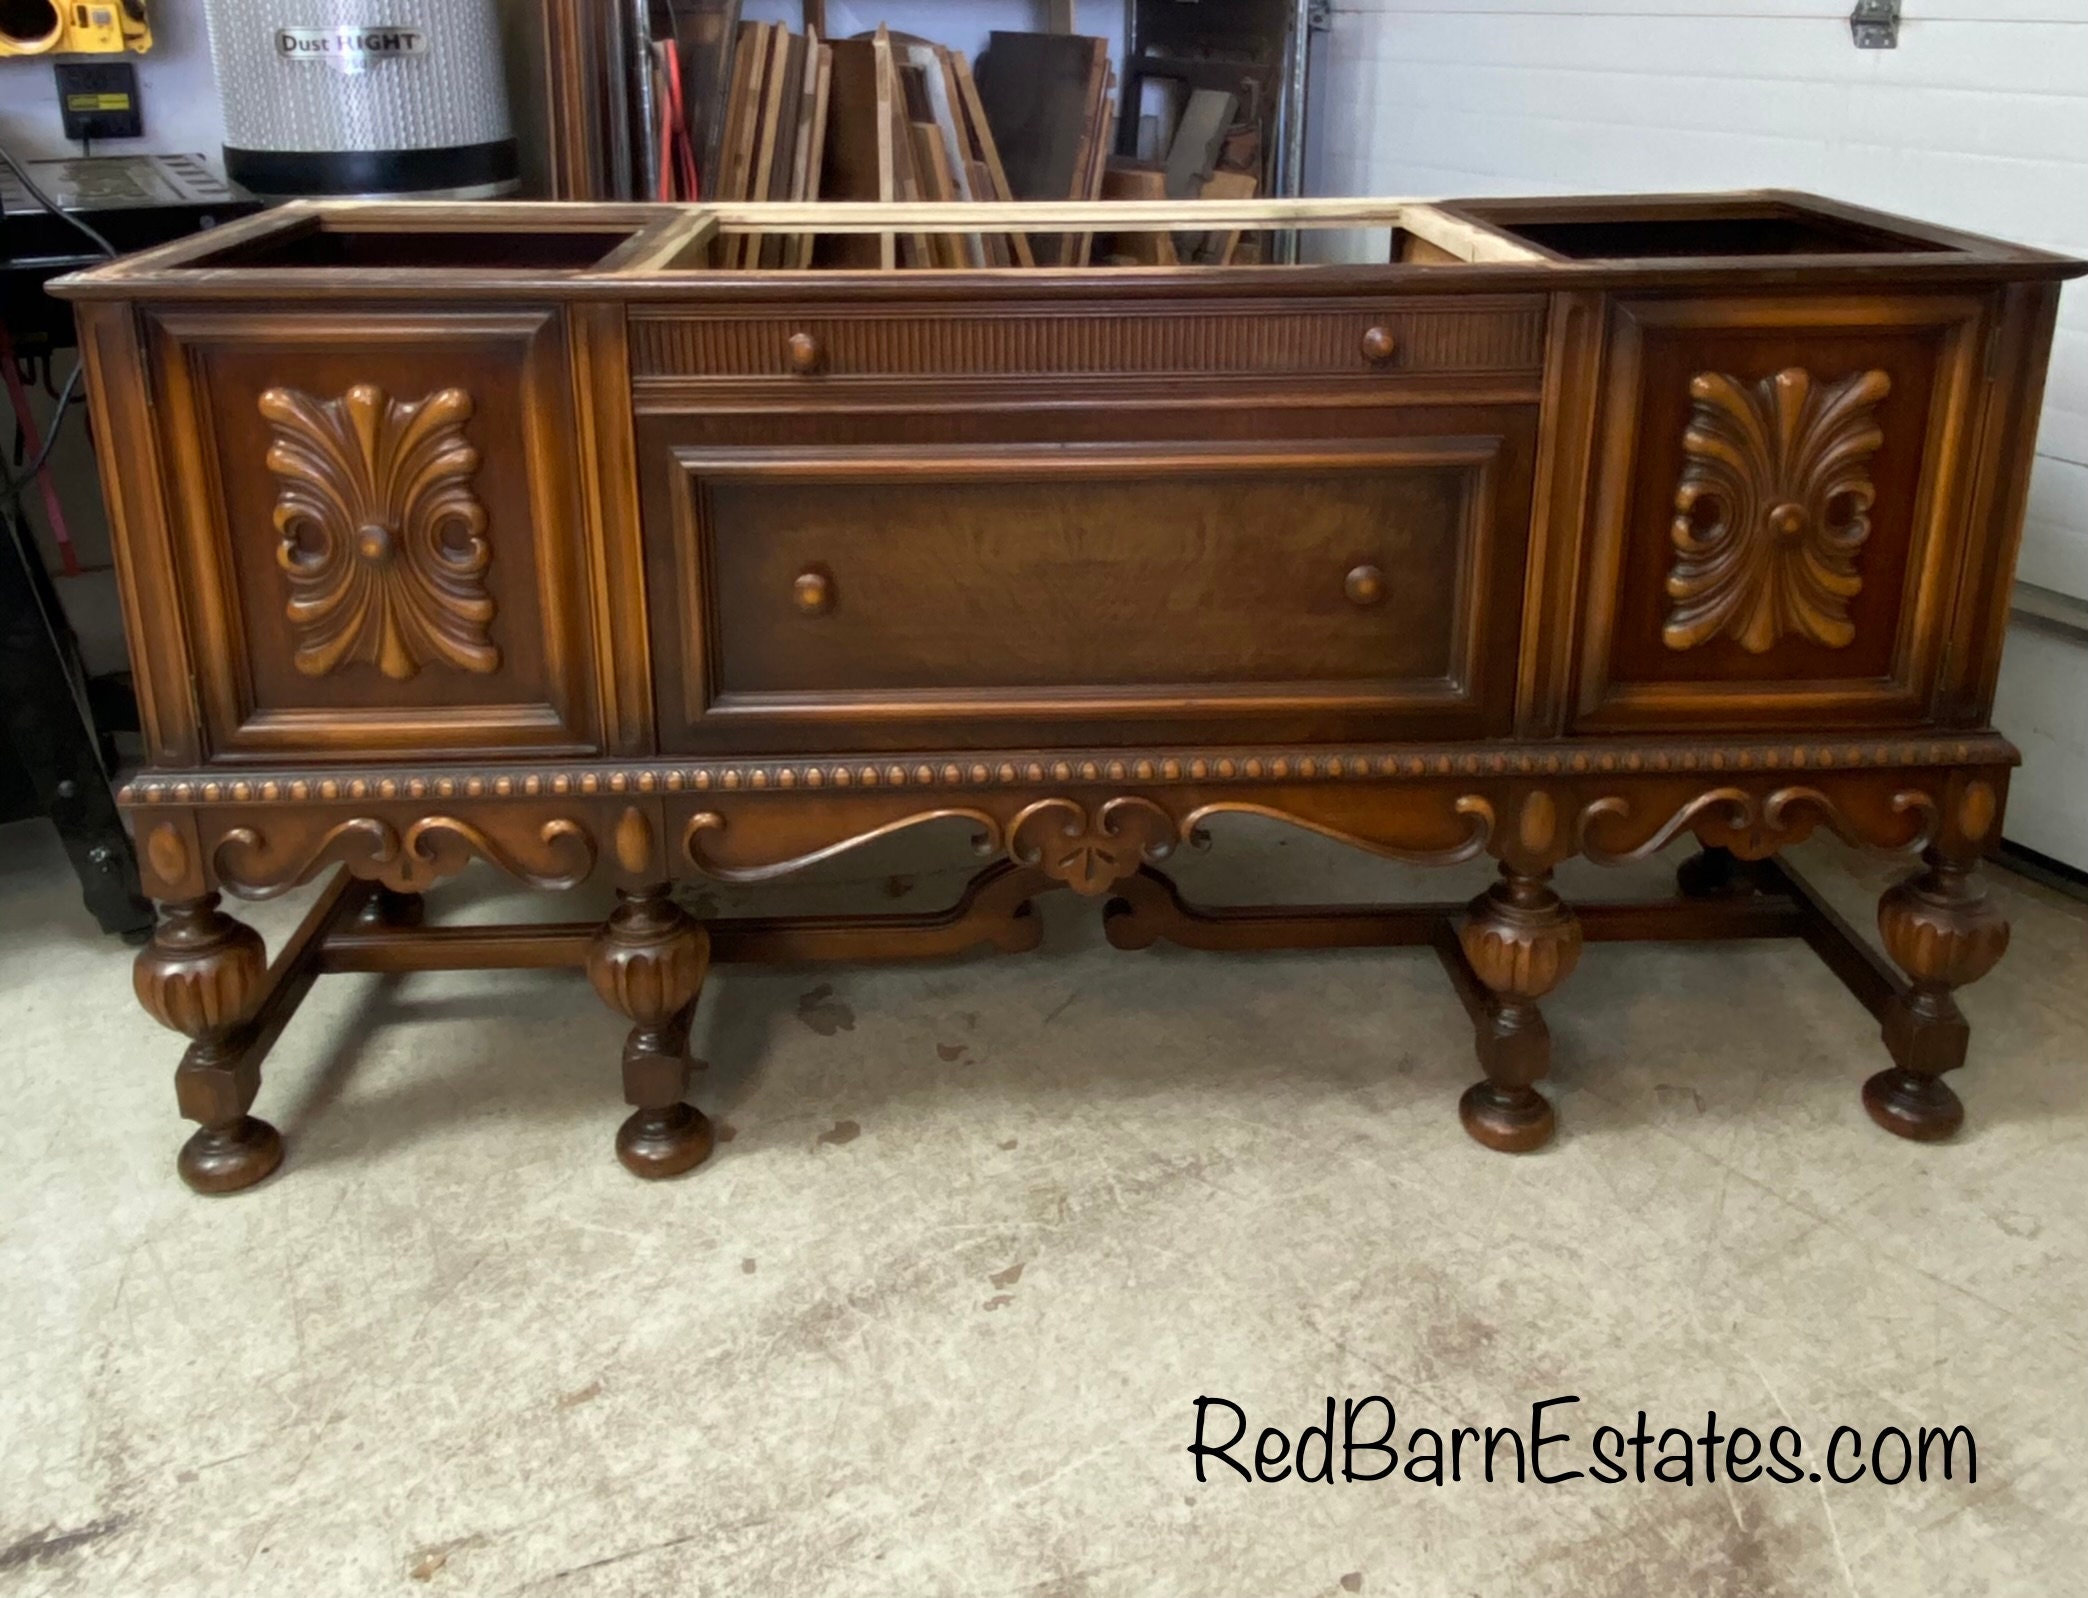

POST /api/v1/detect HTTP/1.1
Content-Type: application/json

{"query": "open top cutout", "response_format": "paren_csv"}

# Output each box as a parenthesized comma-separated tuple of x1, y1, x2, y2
(184, 220, 644, 272)
(1461, 202, 1956, 261)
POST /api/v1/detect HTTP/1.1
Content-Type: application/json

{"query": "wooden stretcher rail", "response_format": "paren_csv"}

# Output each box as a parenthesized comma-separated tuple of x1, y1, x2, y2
(208, 854, 1906, 1172)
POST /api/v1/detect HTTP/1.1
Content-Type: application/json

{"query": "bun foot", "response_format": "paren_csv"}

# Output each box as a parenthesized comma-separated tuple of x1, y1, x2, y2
(178, 1116, 284, 1194)
(1459, 1082, 1555, 1153)
(1863, 1068, 1964, 1143)
(617, 1103, 714, 1180)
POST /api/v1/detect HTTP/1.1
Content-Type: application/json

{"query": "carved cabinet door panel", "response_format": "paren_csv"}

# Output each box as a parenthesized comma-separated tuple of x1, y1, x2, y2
(145, 307, 602, 762)
(1567, 292, 1992, 733)
(635, 399, 1540, 754)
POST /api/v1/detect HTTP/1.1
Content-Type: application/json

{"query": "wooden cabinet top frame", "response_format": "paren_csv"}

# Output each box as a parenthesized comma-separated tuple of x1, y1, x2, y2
(50, 191, 2084, 305)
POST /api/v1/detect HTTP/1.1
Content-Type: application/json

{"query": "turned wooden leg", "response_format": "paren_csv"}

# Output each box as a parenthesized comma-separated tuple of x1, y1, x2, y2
(1457, 864, 1583, 1153)
(133, 895, 279, 1194)
(1677, 844, 1752, 901)
(1868, 850, 2010, 1142)
(587, 883, 714, 1180)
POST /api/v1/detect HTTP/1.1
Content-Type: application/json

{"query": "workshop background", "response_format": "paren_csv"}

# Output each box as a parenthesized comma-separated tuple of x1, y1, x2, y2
(3, 5, 2087, 1597)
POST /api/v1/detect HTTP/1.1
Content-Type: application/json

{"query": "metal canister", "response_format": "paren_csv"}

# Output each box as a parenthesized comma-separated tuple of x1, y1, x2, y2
(203, 0, 517, 199)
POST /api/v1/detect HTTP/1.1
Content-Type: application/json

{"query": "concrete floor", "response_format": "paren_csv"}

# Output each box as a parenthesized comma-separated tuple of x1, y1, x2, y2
(4, 813, 2087, 1598)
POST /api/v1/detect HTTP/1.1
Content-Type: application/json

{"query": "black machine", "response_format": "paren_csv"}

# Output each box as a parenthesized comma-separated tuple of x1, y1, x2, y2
(2, 152, 260, 936)
(1, 151, 257, 349)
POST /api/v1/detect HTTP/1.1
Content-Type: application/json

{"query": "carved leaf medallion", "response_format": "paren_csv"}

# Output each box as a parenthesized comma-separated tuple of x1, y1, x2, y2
(1664, 367, 1891, 654)
(261, 383, 499, 681)
(1009, 797, 1177, 895)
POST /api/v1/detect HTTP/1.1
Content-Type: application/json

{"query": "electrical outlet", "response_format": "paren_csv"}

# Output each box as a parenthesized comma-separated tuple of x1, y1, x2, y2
(55, 61, 145, 141)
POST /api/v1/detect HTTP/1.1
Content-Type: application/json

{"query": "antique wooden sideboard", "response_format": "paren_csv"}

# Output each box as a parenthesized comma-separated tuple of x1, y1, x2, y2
(51, 192, 2083, 1192)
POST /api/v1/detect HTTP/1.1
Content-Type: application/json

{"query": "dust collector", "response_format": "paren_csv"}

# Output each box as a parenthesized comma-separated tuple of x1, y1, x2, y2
(202, 0, 517, 199)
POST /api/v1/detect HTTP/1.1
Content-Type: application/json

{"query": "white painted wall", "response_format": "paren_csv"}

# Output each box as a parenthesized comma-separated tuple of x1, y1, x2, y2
(1311, 0, 2088, 864)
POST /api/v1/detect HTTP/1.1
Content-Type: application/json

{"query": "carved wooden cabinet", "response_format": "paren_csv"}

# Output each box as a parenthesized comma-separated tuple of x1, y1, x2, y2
(52, 193, 2082, 1191)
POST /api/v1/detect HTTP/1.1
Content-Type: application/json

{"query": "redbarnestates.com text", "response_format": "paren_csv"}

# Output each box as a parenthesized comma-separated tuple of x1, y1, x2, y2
(1189, 1397, 1976, 1487)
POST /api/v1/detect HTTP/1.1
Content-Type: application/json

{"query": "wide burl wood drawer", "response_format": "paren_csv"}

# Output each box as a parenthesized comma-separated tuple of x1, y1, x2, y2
(644, 411, 1538, 753)
(627, 297, 1549, 386)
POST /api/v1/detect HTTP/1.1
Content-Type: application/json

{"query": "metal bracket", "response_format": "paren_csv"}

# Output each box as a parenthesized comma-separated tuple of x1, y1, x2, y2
(1306, 0, 1332, 33)
(1850, 0, 1900, 49)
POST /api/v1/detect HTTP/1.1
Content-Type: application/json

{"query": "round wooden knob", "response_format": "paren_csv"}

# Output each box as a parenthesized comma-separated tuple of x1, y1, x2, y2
(786, 331, 821, 374)
(1345, 564, 1386, 607)
(1360, 325, 1397, 365)
(1768, 500, 1808, 541)
(793, 568, 833, 615)
(355, 523, 395, 566)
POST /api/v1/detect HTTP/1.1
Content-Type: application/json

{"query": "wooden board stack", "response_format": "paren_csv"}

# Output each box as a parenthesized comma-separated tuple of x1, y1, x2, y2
(1092, 88, 1263, 267)
(679, 23, 1260, 270)
(711, 20, 834, 267)
(971, 30, 1116, 267)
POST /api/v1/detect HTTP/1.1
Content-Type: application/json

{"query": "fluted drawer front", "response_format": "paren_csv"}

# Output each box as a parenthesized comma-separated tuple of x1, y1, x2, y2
(628, 298, 1549, 384)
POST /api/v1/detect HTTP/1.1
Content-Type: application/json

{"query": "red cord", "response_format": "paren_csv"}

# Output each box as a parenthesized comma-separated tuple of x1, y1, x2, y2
(659, 41, 698, 201)
(0, 321, 82, 578)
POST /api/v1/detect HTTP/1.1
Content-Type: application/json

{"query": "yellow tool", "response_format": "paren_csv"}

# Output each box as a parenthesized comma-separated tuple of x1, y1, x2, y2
(0, 0, 152, 57)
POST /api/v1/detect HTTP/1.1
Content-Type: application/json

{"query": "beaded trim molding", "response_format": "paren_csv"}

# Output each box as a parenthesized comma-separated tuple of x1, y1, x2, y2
(121, 735, 2016, 808)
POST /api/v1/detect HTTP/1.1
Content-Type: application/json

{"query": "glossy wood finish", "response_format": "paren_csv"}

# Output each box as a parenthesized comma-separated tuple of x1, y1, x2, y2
(1870, 847, 2011, 1140)
(1572, 291, 1986, 732)
(647, 428, 1535, 751)
(132, 892, 277, 1193)
(144, 306, 605, 762)
(53, 192, 2082, 1188)
(131, 872, 371, 1193)
(588, 884, 714, 1178)
(1455, 862, 1581, 1152)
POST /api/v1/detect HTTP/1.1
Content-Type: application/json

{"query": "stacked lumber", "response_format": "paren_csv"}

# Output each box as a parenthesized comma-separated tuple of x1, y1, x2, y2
(673, 23, 1245, 270)
(970, 31, 1116, 266)
(1097, 81, 1264, 266)
(711, 20, 832, 267)
(702, 24, 1052, 269)
(645, 0, 742, 202)
(869, 27, 1042, 269)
